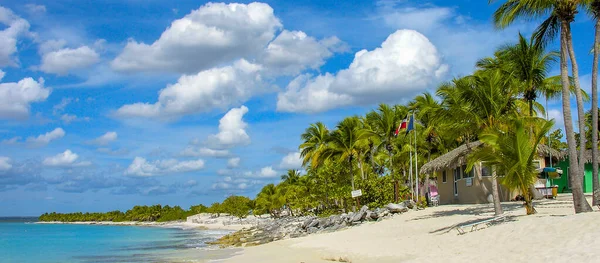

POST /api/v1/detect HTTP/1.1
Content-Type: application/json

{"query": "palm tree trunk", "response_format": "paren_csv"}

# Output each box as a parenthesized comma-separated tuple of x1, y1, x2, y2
(527, 101, 544, 200)
(565, 23, 589, 178)
(359, 159, 365, 180)
(388, 147, 393, 178)
(592, 19, 600, 207)
(425, 151, 431, 197)
(349, 157, 355, 191)
(523, 185, 536, 215)
(491, 167, 503, 216)
(560, 22, 593, 213)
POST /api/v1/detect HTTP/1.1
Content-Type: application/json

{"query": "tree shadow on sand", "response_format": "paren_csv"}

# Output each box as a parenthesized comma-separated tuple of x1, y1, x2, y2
(408, 202, 524, 222)
(428, 215, 517, 235)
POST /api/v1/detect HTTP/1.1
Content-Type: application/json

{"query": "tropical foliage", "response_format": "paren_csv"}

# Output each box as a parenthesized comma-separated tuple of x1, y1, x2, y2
(41, 2, 600, 218)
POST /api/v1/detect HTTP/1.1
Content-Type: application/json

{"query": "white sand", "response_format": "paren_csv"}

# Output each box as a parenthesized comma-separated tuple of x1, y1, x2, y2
(223, 195, 600, 263)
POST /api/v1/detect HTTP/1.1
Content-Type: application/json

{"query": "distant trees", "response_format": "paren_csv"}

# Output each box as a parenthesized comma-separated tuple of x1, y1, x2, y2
(221, 196, 252, 219)
(39, 204, 190, 222)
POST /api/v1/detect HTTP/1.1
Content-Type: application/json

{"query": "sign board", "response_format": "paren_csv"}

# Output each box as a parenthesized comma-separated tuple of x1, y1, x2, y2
(351, 189, 363, 198)
(465, 178, 473, 187)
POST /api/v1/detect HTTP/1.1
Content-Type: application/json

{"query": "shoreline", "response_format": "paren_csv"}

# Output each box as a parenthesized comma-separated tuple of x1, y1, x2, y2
(36, 220, 246, 231)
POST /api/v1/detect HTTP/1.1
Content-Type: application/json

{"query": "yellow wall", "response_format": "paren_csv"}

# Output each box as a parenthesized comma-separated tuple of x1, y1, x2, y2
(433, 161, 538, 205)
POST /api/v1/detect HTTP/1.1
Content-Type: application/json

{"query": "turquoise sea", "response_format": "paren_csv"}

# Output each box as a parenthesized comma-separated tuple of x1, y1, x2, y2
(0, 217, 237, 263)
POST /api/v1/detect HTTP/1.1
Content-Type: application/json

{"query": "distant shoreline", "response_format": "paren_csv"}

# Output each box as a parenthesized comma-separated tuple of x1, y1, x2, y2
(36, 220, 245, 231)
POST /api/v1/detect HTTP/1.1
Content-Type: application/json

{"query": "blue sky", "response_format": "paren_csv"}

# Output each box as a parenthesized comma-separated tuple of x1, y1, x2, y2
(0, 0, 596, 216)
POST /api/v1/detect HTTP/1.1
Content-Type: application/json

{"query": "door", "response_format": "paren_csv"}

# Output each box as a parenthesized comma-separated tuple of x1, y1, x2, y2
(453, 168, 458, 196)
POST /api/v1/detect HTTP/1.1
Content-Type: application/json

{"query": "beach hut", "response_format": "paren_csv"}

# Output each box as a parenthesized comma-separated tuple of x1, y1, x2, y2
(420, 141, 562, 205)
(554, 150, 600, 194)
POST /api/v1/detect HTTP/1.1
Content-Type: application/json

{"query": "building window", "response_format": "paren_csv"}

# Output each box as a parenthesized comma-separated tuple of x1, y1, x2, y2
(454, 167, 461, 180)
(482, 164, 492, 177)
(442, 171, 447, 183)
(462, 165, 474, 178)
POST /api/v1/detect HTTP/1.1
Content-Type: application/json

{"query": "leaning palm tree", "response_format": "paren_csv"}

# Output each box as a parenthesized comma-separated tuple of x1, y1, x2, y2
(468, 117, 554, 215)
(587, 0, 600, 206)
(491, 0, 593, 213)
(321, 117, 370, 190)
(466, 69, 520, 215)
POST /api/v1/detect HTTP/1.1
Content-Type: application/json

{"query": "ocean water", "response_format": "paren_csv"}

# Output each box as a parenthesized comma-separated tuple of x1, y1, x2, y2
(0, 218, 237, 263)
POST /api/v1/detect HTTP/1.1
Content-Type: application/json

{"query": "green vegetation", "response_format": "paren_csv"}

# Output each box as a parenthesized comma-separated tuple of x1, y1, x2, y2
(41, 1, 600, 217)
(39, 205, 192, 222)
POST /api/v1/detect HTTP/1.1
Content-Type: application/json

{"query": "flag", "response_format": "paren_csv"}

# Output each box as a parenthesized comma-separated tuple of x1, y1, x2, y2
(405, 114, 414, 135)
(394, 115, 409, 137)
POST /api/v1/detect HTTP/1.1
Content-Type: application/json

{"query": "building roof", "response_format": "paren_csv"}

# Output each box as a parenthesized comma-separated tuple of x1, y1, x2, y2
(420, 141, 563, 174)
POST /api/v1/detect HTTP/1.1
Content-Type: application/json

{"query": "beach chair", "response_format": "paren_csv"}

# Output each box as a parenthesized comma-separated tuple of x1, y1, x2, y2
(429, 185, 439, 207)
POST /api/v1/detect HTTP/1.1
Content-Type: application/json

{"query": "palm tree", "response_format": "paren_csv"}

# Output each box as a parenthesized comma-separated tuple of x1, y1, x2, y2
(491, 0, 593, 213)
(493, 33, 558, 116)
(467, 70, 520, 215)
(299, 122, 330, 169)
(365, 104, 403, 178)
(281, 169, 301, 184)
(587, 0, 600, 207)
(322, 117, 370, 190)
(410, 93, 443, 197)
(468, 117, 554, 215)
(255, 184, 282, 217)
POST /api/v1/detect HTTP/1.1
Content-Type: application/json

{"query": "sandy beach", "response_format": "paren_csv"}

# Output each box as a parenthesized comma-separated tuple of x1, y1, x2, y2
(223, 194, 600, 263)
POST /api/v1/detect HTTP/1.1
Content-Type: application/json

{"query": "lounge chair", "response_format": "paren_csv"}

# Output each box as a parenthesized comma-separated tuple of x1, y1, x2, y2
(429, 185, 439, 207)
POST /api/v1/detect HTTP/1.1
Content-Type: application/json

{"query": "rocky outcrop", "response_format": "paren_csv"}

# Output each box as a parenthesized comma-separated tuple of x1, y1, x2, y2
(208, 202, 416, 248)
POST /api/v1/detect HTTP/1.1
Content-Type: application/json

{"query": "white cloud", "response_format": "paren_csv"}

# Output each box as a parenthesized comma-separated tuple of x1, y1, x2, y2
(207, 105, 251, 148)
(227, 157, 240, 168)
(0, 156, 12, 171)
(124, 157, 158, 176)
(124, 157, 205, 176)
(211, 176, 253, 190)
(548, 109, 565, 131)
(277, 30, 448, 113)
(53, 97, 76, 114)
(1, 136, 20, 145)
(111, 2, 281, 74)
(259, 30, 346, 76)
(90, 131, 117, 146)
(96, 147, 129, 155)
(61, 114, 89, 124)
(184, 179, 197, 187)
(26, 128, 65, 145)
(380, 5, 454, 33)
(377, 1, 525, 76)
(279, 151, 302, 170)
(24, 4, 46, 15)
(0, 6, 34, 67)
(115, 59, 266, 120)
(180, 147, 229, 158)
(246, 166, 278, 178)
(39, 45, 100, 75)
(0, 71, 51, 119)
(43, 150, 91, 167)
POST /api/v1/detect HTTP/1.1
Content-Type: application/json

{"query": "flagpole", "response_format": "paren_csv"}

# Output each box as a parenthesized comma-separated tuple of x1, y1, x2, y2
(409, 130, 414, 201)
(414, 111, 419, 201)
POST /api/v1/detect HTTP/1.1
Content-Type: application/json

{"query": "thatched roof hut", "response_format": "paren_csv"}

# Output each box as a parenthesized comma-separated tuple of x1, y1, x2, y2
(420, 141, 563, 174)
(580, 149, 600, 164)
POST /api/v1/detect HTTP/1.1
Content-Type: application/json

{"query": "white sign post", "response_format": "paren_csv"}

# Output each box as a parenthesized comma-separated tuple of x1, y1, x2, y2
(351, 189, 363, 198)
